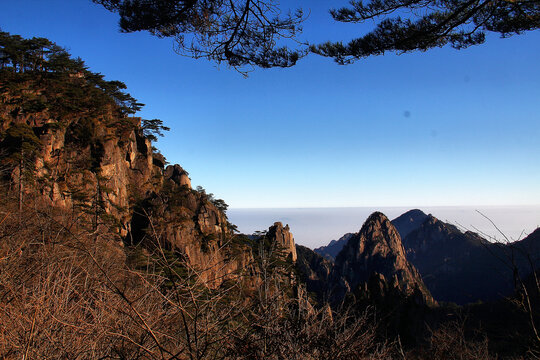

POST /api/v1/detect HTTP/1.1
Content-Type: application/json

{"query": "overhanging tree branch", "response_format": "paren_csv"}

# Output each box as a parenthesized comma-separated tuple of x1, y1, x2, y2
(311, 0, 540, 64)
(92, 0, 307, 74)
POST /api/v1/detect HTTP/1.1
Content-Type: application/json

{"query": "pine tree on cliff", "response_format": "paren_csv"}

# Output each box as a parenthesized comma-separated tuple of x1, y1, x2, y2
(0, 31, 167, 226)
(0, 31, 143, 116)
(141, 119, 170, 142)
(0, 124, 41, 211)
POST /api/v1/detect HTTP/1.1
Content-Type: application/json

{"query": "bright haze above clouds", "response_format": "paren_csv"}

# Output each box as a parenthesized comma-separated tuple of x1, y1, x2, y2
(1, 0, 539, 209)
(228, 206, 540, 248)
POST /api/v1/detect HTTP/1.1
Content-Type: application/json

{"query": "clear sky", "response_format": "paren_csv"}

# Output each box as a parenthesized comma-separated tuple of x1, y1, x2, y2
(2, 0, 540, 209)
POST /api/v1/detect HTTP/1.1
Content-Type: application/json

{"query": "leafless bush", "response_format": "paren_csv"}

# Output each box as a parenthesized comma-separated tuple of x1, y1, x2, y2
(0, 200, 159, 358)
(0, 198, 397, 359)
(0, 197, 253, 359)
(414, 321, 492, 360)
(226, 236, 396, 360)
(470, 211, 540, 348)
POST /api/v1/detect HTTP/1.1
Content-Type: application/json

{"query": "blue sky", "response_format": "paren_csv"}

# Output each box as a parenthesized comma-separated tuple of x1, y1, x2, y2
(2, 0, 540, 208)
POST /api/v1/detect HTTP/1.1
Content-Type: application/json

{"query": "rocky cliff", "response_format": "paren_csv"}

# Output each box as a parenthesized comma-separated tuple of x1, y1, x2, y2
(128, 164, 255, 286)
(0, 71, 162, 236)
(295, 244, 333, 303)
(267, 222, 297, 262)
(332, 212, 434, 305)
(0, 39, 253, 288)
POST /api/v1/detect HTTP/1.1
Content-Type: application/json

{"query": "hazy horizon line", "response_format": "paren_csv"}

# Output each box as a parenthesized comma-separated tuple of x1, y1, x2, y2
(228, 206, 540, 248)
(230, 204, 540, 210)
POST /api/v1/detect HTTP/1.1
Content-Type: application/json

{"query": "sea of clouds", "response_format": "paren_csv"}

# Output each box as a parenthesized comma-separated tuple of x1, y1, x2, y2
(228, 206, 540, 249)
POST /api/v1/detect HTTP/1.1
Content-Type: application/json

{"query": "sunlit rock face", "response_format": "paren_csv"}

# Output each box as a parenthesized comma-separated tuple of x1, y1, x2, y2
(126, 160, 257, 287)
(1, 86, 251, 287)
(164, 164, 191, 189)
(267, 222, 297, 262)
(3, 108, 163, 237)
(332, 212, 434, 305)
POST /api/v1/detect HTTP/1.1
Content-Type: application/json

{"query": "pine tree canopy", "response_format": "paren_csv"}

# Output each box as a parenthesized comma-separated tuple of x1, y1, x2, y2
(92, 0, 305, 73)
(311, 0, 540, 64)
(0, 31, 144, 116)
(93, 0, 540, 68)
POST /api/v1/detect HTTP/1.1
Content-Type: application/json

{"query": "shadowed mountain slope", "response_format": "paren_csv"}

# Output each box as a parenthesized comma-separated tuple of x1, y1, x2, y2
(331, 212, 434, 305)
(314, 233, 353, 261)
(391, 209, 429, 239)
(401, 215, 540, 304)
(316, 208, 539, 305)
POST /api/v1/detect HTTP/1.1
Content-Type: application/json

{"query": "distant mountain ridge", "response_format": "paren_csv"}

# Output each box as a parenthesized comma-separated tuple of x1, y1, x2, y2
(402, 214, 504, 304)
(331, 212, 435, 305)
(314, 209, 428, 262)
(391, 209, 429, 239)
(406, 216, 540, 303)
(313, 233, 353, 261)
(314, 209, 540, 305)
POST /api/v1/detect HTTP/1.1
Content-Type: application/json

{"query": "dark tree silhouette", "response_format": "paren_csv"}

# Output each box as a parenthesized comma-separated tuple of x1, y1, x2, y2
(92, 0, 305, 73)
(0, 124, 42, 210)
(311, 0, 540, 64)
(92, 0, 540, 68)
(142, 118, 170, 142)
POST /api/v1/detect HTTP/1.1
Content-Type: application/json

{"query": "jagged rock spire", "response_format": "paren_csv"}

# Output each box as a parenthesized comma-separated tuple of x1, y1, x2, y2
(267, 222, 297, 262)
(333, 212, 434, 304)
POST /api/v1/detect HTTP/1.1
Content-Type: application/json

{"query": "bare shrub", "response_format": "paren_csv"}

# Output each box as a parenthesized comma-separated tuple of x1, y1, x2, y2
(0, 198, 396, 359)
(0, 198, 250, 359)
(413, 321, 492, 360)
(226, 235, 396, 360)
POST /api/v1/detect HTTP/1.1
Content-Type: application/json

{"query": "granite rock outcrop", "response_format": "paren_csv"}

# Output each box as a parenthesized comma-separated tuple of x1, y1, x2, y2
(0, 75, 251, 287)
(267, 222, 297, 262)
(332, 212, 435, 305)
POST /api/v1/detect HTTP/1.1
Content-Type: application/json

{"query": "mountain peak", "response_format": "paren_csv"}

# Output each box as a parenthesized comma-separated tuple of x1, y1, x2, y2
(333, 212, 434, 304)
(391, 209, 429, 239)
(365, 211, 390, 223)
(407, 209, 428, 217)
